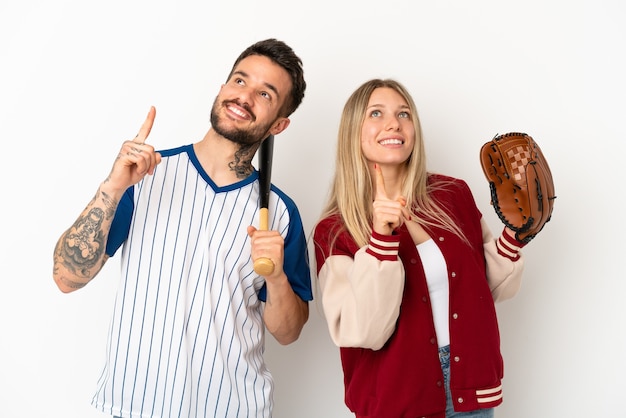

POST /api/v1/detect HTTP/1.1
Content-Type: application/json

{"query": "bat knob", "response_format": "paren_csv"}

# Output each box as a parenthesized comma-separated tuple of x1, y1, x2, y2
(254, 257, 275, 276)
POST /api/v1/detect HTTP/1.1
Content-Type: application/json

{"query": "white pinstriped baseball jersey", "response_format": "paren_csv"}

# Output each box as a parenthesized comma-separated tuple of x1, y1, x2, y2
(92, 144, 313, 418)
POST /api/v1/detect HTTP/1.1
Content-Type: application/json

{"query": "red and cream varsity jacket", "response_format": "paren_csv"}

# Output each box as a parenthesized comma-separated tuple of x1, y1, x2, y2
(313, 175, 524, 418)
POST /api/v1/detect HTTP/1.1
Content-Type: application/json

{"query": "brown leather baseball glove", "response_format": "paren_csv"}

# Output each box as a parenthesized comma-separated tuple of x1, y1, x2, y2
(480, 132, 556, 243)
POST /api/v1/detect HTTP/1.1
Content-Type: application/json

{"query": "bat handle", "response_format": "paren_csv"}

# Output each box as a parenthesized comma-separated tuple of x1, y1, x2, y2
(253, 207, 275, 276)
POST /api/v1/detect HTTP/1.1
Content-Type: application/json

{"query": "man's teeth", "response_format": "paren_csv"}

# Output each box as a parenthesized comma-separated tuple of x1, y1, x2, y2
(228, 106, 248, 118)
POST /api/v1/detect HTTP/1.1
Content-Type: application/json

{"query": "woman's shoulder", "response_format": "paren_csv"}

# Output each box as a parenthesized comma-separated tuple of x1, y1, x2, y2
(313, 213, 349, 242)
(313, 213, 361, 255)
(426, 172, 478, 208)
(427, 172, 470, 191)
(314, 213, 343, 233)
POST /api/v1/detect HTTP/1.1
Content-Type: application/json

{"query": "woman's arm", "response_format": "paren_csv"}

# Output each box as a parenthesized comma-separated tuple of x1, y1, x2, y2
(482, 219, 526, 302)
(317, 231, 405, 350)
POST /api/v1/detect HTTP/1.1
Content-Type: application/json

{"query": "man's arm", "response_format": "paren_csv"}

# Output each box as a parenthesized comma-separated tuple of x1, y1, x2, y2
(52, 106, 161, 293)
(263, 275, 309, 345)
(52, 184, 119, 292)
(247, 226, 310, 344)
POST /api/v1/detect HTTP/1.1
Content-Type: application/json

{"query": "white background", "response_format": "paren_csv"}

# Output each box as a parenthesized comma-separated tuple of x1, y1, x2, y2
(1, 0, 624, 417)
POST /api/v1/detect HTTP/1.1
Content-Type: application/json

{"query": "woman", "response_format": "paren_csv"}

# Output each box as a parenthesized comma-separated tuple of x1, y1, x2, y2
(313, 79, 526, 418)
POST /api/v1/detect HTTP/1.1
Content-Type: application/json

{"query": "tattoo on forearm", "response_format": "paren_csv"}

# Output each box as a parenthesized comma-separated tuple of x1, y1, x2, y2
(229, 144, 255, 178)
(100, 190, 118, 220)
(59, 207, 107, 278)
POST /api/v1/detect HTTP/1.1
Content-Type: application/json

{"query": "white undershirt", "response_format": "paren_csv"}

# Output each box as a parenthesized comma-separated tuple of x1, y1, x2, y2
(416, 239, 450, 347)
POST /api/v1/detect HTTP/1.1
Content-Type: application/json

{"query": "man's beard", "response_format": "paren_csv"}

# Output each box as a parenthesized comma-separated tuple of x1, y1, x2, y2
(210, 99, 272, 146)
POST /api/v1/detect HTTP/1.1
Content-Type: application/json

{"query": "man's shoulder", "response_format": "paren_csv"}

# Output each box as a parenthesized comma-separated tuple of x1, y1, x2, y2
(157, 144, 193, 158)
(270, 183, 299, 210)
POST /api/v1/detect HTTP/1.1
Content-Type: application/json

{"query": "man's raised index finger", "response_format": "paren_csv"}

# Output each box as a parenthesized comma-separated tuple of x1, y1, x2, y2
(136, 106, 156, 143)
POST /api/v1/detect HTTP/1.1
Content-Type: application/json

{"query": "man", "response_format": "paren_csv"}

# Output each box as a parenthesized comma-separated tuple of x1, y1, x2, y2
(52, 38, 312, 418)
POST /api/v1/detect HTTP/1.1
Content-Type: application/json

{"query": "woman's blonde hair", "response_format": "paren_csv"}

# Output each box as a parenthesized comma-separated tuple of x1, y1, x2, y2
(319, 79, 467, 247)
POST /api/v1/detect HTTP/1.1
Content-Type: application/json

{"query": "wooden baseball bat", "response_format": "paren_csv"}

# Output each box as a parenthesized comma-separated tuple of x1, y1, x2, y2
(253, 134, 275, 276)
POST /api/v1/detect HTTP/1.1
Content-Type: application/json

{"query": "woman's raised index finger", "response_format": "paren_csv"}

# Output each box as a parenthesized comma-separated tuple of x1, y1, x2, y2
(374, 163, 388, 199)
(135, 106, 156, 143)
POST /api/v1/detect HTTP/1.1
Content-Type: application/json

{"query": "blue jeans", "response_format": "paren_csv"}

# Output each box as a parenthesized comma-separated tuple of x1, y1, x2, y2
(440, 345, 494, 418)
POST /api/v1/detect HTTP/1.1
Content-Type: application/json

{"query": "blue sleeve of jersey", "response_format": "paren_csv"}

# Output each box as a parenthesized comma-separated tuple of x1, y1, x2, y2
(105, 187, 134, 257)
(258, 195, 313, 303)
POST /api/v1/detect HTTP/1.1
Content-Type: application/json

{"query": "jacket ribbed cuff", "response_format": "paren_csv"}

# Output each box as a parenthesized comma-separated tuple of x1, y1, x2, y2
(496, 227, 526, 261)
(366, 231, 400, 261)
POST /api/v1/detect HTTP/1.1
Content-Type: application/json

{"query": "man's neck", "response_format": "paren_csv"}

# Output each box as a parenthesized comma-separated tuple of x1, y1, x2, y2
(194, 129, 260, 187)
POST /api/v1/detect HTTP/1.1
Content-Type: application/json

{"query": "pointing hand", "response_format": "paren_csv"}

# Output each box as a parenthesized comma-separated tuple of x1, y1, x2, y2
(371, 164, 411, 236)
